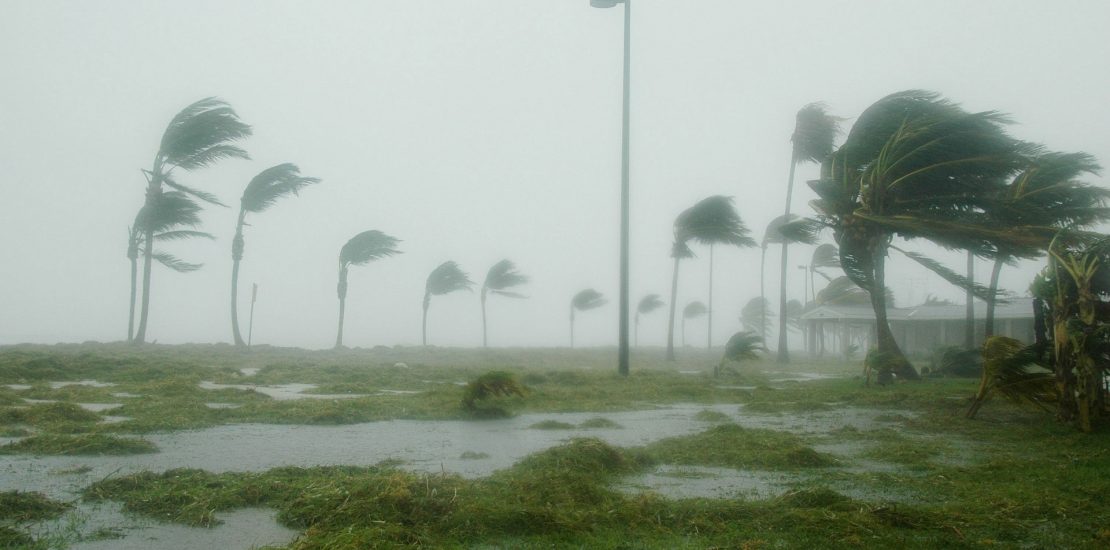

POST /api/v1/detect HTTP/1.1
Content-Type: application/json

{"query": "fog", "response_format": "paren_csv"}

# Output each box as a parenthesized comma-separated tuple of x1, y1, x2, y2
(2, 0, 1108, 349)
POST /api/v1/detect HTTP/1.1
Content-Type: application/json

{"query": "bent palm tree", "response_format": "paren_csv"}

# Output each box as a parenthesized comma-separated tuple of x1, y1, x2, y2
(666, 196, 756, 361)
(126, 192, 213, 341)
(335, 230, 401, 349)
(570, 289, 607, 348)
(635, 294, 665, 346)
(481, 260, 529, 347)
(717, 331, 765, 376)
(809, 90, 1035, 380)
(681, 301, 707, 347)
(230, 164, 320, 345)
(741, 297, 773, 336)
(423, 261, 474, 346)
(778, 102, 841, 363)
(134, 98, 252, 344)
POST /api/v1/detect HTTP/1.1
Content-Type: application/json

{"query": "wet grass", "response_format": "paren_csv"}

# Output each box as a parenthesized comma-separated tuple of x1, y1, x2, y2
(0, 491, 71, 522)
(644, 423, 838, 469)
(528, 419, 576, 430)
(579, 417, 621, 429)
(0, 433, 157, 455)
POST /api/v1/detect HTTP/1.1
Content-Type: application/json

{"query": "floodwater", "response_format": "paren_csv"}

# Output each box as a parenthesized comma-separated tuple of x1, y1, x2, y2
(3, 381, 922, 549)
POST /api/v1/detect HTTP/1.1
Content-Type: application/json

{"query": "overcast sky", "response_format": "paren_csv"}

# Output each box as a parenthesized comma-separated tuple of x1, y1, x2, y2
(2, 0, 1108, 349)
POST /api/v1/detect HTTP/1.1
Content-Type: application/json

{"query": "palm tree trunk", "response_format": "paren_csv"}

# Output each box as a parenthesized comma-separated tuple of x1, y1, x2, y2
(777, 158, 797, 364)
(665, 256, 681, 361)
(570, 307, 575, 348)
(634, 313, 640, 347)
(708, 244, 714, 349)
(984, 257, 1004, 340)
(869, 241, 919, 381)
(134, 175, 162, 344)
(335, 266, 348, 349)
(481, 288, 488, 348)
(422, 293, 430, 346)
(759, 246, 767, 343)
(965, 250, 975, 349)
(230, 212, 247, 346)
(127, 253, 138, 342)
(682, 316, 686, 347)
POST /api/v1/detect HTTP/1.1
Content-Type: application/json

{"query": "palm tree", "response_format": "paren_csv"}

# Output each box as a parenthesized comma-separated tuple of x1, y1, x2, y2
(808, 90, 1036, 380)
(666, 196, 756, 361)
(681, 301, 707, 347)
(126, 192, 213, 341)
(759, 214, 794, 345)
(480, 260, 529, 347)
(810, 243, 840, 284)
(570, 289, 606, 348)
(981, 152, 1107, 338)
(635, 294, 665, 346)
(740, 297, 773, 336)
(777, 102, 841, 364)
(717, 330, 765, 376)
(422, 261, 474, 346)
(335, 230, 401, 349)
(133, 98, 252, 344)
(230, 164, 320, 345)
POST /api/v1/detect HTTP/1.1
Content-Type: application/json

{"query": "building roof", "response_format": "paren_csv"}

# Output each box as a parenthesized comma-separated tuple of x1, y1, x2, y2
(800, 300, 1034, 322)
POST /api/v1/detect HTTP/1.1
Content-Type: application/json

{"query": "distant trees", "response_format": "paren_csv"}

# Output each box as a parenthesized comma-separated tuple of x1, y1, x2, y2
(681, 301, 707, 347)
(230, 164, 320, 346)
(570, 289, 606, 347)
(480, 260, 529, 347)
(335, 230, 401, 349)
(666, 196, 755, 361)
(777, 103, 840, 363)
(133, 98, 252, 344)
(634, 294, 665, 346)
(422, 261, 474, 346)
(741, 297, 772, 337)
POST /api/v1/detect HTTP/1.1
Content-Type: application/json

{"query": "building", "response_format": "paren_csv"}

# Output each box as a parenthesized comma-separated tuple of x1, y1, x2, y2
(799, 301, 1036, 358)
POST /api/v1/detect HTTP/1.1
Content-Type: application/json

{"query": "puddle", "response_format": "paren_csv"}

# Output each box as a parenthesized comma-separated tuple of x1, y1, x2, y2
(197, 381, 365, 401)
(767, 372, 843, 383)
(78, 403, 123, 413)
(50, 380, 116, 389)
(376, 389, 423, 395)
(678, 370, 702, 375)
(23, 398, 57, 404)
(238, 368, 260, 377)
(204, 403, 241, 409)
(619, 465, 788, 499)
(111, 392, 143, 399)
(4, 384, 32, 391)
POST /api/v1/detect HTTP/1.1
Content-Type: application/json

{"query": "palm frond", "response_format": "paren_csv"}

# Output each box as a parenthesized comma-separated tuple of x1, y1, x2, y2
(761, 214, 797, 247)
(426, 261, 474, 296)
(572, 289, 607, 311)
(484, 260, 529, 291)
(674, 195, 757, 249)
(979, 336, 1056, 410)
(134, 191, 205, 233)
(150, 251, 203, 273)
(891, 246, 1008, 303)
(163, 174, 228, 207)
(154, 230, 215, 242)
(777, 217, 823, 245)
(811, 243, 841, 270)
(682, 301, 707, 319)
(339, 230, 402, 267)
(792, 102, 842, 164)
(490, 290, 528, 299)
(722, 331, 765, 363)
(815, 276, 888, 306)
(740, 297, 773, 333)
(158, 97, 252, 171)
(637, 294, 665, 315)
(241, 163, 321, 213)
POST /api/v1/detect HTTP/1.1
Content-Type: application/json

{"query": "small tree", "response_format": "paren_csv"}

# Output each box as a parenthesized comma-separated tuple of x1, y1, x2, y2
(681, 301, 707, 347)
(422, 261, 474, 346)
(716, 331, 765, 376)
(334, 230, 401, 349)
(634, 294, 665, 346)
(570, 289, 607, 348)
(480, 260, 529, 347)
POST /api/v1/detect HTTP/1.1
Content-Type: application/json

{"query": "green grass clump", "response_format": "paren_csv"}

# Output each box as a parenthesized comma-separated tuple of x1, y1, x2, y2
(0, 526, 33, 548)
(529, 420, 576, 430)
(459, 451, 490, 460)
(0, 401, 101, 426)
(645, 424, 837, 469)
(0, 433, 156, 455)
(0, 491, 71, 522)
(578, 417, 621, 429)
(0, 427, 30, 437)
(694, 409, 731, 422)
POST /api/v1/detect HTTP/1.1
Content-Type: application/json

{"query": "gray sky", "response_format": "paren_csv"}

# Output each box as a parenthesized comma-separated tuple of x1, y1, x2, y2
(2, 0, 1108, 349)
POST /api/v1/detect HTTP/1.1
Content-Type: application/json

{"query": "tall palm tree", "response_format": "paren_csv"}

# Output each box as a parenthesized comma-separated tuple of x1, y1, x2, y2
(666, 196, 756, 361)
(635, 294, 665, 346)
(126, 192, 213, 341)
(480, 259, 529, 347)
(133, 98, 252, 344)
(809, 90, 1037, 380)
(982, 152, 1107, 338)
(778, 102, 841, 363)
(759, 214, 793, 345)
(335, 230, 401, 349)
(422, 261, 474, 346)
(570, 289, 606, 348)
(230, 164, 320, 345)
(681, 300, 707, 347)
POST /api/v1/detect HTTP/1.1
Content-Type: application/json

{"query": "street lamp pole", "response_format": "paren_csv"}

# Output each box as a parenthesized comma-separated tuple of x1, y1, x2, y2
(591, 0, 631, 376)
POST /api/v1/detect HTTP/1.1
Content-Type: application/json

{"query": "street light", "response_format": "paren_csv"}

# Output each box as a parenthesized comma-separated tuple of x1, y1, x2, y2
(590, 0, 631, 376)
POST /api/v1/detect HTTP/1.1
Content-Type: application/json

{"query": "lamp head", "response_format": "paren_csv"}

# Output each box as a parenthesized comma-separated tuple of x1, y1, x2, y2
(590, 0, 622, 7)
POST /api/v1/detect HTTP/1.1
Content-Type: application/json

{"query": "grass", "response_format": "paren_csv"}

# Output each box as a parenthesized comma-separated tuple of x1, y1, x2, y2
(0, 433, 157, 455)
(0, 491, 71, 522)
(4, 343, 1110, 548)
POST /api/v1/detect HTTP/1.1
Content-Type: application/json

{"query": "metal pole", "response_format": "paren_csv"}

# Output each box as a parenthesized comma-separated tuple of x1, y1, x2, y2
(617, 0, 631, 376)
